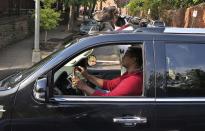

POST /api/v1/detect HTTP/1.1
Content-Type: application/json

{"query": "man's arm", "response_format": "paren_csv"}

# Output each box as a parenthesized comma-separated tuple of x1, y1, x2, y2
(83, 73, 104, 88)
(76, 66, 104, 87)
(92, 76, 142, 96)
(75, 80, 95, 95)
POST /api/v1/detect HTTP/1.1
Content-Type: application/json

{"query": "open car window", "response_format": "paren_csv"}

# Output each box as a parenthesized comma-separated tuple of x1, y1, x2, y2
(66, 49, 93, 67)
(54, 49, 93, 83)
(52, 43, 143, 97)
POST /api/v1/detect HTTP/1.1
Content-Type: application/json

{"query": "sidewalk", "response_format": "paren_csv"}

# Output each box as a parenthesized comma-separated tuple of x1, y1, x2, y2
(0, 25, 76, 70)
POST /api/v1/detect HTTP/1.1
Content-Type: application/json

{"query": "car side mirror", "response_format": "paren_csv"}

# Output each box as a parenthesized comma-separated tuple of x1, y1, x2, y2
(33, 77, 47, 102)
(87, 55, 97, 66)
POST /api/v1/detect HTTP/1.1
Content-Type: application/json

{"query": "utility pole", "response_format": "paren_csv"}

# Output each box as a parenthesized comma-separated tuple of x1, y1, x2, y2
(32, 0, 41, 63)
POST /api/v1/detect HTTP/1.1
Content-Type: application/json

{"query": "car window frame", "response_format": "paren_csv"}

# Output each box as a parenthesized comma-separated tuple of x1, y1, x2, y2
(47, 40, 155, 103)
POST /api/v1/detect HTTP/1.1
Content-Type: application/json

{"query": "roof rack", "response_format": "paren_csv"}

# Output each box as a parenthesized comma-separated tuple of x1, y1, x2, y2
(133, 27, 205, 34)
(133, 27, 165, 33)
(164, 27, 205, 34)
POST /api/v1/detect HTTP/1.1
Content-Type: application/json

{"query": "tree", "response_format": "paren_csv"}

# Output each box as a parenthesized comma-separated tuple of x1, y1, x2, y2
(63, 0, 99, 31)
(63, 0, 77, 32)
(170, 0, 205, 8)
(87, 0, 98, 18)
(126, 0, 144, 16)
(99, 0, 107, 10)
(114, 0, 130, 14)
(126, 0, 204, 19)
(40, 0, 61, 43)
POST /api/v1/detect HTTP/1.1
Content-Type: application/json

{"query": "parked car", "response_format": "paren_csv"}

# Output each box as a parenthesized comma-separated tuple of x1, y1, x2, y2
(0, 28, 205, 131)
(79, 19, 100, 34)
(147, 20, 165, 27)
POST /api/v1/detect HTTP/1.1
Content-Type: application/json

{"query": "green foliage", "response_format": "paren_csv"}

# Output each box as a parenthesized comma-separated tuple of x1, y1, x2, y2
(165, 0, 204, 8)
(127, 0, 204, 18)
(33, 0, 61, 31)
(126, 0, 144, 15)
(63, 0, 79, 5)
(40, 8, 61, 30)
(40, 0, 56, 8)
(37, 0, 61, 31)
(114, 0, 130, 8)
(127, 0, 161, 17)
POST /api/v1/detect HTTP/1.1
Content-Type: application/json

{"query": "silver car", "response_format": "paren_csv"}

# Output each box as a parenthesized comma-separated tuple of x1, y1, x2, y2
(147, 20, 165, 27)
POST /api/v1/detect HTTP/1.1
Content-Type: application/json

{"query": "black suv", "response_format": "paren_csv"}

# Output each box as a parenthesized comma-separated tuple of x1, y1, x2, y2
(0, 28, 205, 131)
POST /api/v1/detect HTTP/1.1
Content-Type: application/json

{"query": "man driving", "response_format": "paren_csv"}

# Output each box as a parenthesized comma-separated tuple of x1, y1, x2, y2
(72, 47, 143, 96)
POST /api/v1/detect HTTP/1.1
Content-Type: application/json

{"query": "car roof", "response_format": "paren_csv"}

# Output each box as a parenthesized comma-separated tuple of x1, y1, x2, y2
(76, 31, 205, 47)
(88, 27, 205, 35)
(134, 27, 205, 34)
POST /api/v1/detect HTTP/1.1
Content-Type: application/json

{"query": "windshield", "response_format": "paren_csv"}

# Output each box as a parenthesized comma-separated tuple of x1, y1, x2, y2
(0, 39, 78, 90)
(0, 49, 63, 90)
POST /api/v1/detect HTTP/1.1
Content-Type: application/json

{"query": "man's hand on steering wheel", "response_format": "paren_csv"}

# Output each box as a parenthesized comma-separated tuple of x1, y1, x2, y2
(76, 79, 88, 91)
(72, 66, 96, 96)
(74, 66, 88, 77)
(72, 66, 88, 89)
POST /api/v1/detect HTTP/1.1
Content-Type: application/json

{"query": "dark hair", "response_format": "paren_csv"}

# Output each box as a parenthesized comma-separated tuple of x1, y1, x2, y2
(94, 6, 118, 22)
(126, 47, 143, 67)
(115, 16, 126, 27)
(139, 22, 147, 27)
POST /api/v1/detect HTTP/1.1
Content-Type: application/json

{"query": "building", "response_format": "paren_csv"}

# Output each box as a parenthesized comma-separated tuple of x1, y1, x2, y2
(0, 0, 35, 48)
(0, 0, 34, 18)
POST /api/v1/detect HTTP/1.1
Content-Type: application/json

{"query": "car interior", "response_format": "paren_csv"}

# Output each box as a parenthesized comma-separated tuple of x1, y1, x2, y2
(52, 43, 143, 96)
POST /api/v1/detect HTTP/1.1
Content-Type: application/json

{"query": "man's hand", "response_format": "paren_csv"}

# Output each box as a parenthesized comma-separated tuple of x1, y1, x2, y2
(72, 76, 95, 95)
(76, 80, 88, 91)
(71, 76, 87, 90)
(71, 77, 80, 89)
(74, 66, 88, 77)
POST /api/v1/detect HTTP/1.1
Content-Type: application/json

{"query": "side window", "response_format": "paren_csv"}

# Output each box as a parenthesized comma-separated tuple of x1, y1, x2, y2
(52, 43, 144, 97)
(165, 43, 205, 97)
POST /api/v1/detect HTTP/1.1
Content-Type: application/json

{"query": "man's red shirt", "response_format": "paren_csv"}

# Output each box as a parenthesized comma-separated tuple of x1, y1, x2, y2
(92, 71, 143, 96)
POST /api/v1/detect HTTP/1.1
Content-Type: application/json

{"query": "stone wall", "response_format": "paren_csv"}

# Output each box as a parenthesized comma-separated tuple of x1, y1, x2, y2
(184, 3, 205, 28)
(0, 16, 34, 48)
(162, 3, 205, 28)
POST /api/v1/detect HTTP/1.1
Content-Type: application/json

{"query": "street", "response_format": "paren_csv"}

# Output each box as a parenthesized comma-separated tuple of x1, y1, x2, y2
(0, 69, 24, 80)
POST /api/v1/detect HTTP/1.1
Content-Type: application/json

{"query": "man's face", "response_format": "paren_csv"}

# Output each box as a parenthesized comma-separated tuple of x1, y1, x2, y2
(122, 51, 135, 68)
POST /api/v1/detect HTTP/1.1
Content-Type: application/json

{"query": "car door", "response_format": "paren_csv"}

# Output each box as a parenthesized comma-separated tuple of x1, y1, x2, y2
(45, 40, 156, 131)
(11, 40, 156, 131)
(154, 41, 205, 131)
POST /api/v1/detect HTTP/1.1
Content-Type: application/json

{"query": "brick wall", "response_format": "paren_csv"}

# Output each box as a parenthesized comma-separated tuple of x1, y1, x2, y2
(161, 3, 205, 28)
(0, 16, 34, 48)
(0, 0, 8, 13)
(184, 3, 205, 28)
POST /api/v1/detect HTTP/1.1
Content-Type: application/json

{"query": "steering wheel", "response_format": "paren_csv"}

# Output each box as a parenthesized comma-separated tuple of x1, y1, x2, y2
(54, 71, 70, 95)
(54, 57, 93, 96)
(54, 71, 83, 95)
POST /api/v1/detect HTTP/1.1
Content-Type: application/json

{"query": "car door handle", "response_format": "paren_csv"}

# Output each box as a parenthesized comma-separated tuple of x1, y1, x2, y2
(113, 116, 147, 126)
(0, 105, 6, 112)
(0, 105, 6, 118)
(0, 109, 6, 112)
